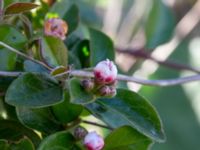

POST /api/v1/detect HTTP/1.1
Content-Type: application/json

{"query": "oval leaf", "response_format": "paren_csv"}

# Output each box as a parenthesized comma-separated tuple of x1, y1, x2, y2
(38, 131, 80, 150)
(52, 91, 83, 124)
(145, 0, 175, 49)
(0, 25, 27, 70)
(10, 137, 35, 150)
(63, 4, 79, 35)
(86, 89, 165, 142)
(24, 60, 49, 73)
(89, 28, 115, 66)
(17, 107, 62, 134)
(0, 139, 9, 150)
(5, 2, 39, 15)
(5, 73, 63, 108)
(41, 36, 68, 67)
(0, 120, 41, 147)
(69, 78, 95, 104)
(104, 126, 152, 150)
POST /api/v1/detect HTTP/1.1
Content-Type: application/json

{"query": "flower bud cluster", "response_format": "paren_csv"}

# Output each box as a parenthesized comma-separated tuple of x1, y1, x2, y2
(83, 131, 104, 150)
(73, 127, 104, 150)
(44, 18, 68, 40)
(81, 59, 118, 98)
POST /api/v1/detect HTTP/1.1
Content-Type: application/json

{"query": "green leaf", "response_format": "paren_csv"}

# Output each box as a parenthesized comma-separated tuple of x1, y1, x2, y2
(24, 60, 49, 73)
(5, 2, 39, 15)
(86, 89, 165, 142)
(69, 78, 95, 104)
(145, 0, 175, 49)
(68, 52, 82, 69)
(0, 25, 27, 70)
(10, 137, 35, 150)
(52, 91, 83, 124)
(0, 139, 9, 150)
(38, 131, 80, 150)
(5, 73, 63, 108)
(0, 120, 41, 147)
(63, 4, 79, 35)
(17, 107, 62, 134)
(41, 36, 68, 67)
(89, 28, 115, 66)
(71, 40, 90, 68)
(104, 126, 152, 150)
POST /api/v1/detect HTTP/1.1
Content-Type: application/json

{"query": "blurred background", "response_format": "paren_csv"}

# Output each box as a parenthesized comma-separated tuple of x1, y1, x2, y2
(64, 0, 200, 149)
(4, 0, 200, 149)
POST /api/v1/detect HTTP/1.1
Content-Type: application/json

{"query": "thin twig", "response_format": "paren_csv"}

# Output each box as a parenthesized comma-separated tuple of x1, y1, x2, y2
(0, 41, 52, 71)
(69, 70, 200, 86)
(1, 70, 200, 86)
(0, 71, 22, 77)
(1, 42, 200, 86)
(117, 48, 200, 73)
(82, 120, 113, 130)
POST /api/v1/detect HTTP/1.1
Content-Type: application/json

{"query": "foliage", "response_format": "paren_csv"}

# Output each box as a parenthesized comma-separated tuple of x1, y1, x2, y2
(0, 0, 182, 149)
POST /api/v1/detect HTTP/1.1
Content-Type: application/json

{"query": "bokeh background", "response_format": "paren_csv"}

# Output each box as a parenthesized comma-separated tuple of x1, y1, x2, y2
(65, 0, 200, 149)
(3, 0, 200, 149)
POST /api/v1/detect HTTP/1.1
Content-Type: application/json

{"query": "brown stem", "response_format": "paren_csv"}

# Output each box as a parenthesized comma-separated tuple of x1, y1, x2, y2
(0, 41, 52, 71)
(116, 48, 200, 73)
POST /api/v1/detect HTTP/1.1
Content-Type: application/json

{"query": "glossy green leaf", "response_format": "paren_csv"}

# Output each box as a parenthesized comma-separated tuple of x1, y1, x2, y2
(0, 120, 41, 147)
(52, 91, 83, 124)
(89, 28, 115, 66)
(86, 89, 165, 142)
(68, 52, 82, 69)
(41, 36, 68, 67)
(0, 77, 16, 91)
(38, 131, 80, 150)
(10, 137, 35, 150)
(5, 73, 63, 108)
(63, 4, 79, 35)
(104, 126, 152, 150)
(0, 139, 9, 150)
(0, 25, 26, 70)
(5, 2, 38, 15)
(69, 78, 95, 104)
(145, 0, 175, 49)
(71, 40, 90, 68)
(24, 60, 49, 73)
(17, 107, 62, 134)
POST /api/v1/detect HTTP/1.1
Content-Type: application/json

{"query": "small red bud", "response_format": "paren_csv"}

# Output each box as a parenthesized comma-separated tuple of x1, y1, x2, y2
(84, 131, 104, 150)
(98, 86, 116, 98)
(44, 18, 68, 40)
(81, 79, 94, 92)
(108, 86, 117, 97)
(74, 126, 88, 140)
(98, 86, 110, 96)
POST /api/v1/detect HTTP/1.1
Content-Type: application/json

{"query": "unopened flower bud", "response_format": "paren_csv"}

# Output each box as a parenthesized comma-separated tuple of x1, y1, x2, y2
(98, 86, 110, 96)
(94, 59, 117, 85)
(98, 86, 116, 97)
(81, 79, 94, 92)
(108, 86, 117, 97)
(74, 126, 88, 140)
(44, 18, 68, 40)
(84, 131, 104, 150)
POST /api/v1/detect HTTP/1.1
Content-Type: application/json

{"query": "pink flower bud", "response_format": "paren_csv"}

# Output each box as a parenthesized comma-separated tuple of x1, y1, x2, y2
(81, 79, 94, 92)
(44, 18, 68, 40)
(84, 131, 104, 150)
(98, 86, 116, 97)
(74, 126, 88, 140)
(94, 59, 117, 84)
